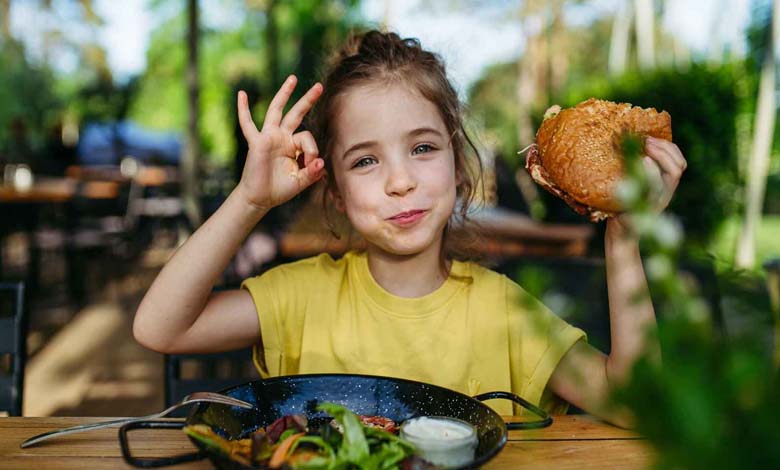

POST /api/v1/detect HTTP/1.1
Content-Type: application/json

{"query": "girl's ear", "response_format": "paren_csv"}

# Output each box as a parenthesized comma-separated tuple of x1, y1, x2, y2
(454, 165, 466, 192)
(328, 185, 346, 213)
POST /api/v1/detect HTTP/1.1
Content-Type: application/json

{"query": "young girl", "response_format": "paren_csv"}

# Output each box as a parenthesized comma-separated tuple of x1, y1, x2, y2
(133, 30, 686, 426)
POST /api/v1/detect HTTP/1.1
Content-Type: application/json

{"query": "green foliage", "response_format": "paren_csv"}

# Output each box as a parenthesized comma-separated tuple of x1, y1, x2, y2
(746, 0, 773, 67)
(467, 14, 614, 171)
(128, 13, 220, 160)
(619, 323, 780, 470)
(0, 42, 63, 156)
(128, 1, 362, 168)
(614, 132, 780, 470)
(765, 173, 780, 214)
(710, 215, 780, 272)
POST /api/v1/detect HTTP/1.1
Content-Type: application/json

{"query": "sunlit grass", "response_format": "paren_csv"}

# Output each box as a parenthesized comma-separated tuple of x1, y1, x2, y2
(708, 214, 780, 274)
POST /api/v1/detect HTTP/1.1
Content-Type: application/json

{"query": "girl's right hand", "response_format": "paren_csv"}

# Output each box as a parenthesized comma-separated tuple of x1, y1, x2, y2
(235, 75, 325, 212)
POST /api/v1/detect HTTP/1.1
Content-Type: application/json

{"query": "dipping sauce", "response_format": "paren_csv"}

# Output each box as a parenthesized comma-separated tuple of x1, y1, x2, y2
(400, 417, 478, 467)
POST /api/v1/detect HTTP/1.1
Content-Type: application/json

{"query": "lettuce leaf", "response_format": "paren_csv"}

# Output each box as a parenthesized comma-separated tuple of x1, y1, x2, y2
(317, 403, 370, 464)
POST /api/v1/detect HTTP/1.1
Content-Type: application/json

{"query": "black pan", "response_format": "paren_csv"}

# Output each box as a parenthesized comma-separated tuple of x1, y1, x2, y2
(119, 373, 552, 469)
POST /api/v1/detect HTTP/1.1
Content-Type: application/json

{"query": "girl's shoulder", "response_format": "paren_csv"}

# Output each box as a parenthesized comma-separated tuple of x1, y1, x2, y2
(242, 252, 359, 302)
(453, 259, 512, 285)
(249, 251, 363, 282)
(453, 260, 537, 301)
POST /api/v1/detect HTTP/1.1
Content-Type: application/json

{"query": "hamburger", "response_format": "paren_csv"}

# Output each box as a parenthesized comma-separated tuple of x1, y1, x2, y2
(525, 98, 672, 222)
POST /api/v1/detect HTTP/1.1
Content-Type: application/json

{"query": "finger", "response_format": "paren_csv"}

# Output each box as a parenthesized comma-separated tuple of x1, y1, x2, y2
(281, 83, 323, 133)
(237, 91, 259, 139)
(262, 75, 297, 131)
(642, 156, 664, 189)
(643, 156, 677, 212)
(646, 137, 686, 171)
(295, 157, 325, 190)
(292, 131, 320, 167)
(654, 140, 687, 170)
(644, 141, 684, 181)
(667, 142, 687, 170)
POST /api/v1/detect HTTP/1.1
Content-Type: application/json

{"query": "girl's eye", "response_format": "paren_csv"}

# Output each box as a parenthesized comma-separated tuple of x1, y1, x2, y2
(352, 156, 377, 168)
(412, 144, 435, 155)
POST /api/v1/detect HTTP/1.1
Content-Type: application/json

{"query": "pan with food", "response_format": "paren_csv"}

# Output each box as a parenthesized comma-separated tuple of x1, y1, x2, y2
(118, 373, 551, 469)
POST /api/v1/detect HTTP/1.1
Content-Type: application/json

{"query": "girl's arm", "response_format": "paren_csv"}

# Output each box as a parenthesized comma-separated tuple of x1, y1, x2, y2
(133, 76, 324, 354)
(548, 137, 687, 427)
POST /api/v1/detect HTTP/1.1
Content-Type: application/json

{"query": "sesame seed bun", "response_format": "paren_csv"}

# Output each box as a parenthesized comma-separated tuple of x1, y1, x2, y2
(525, 98, 672, 222)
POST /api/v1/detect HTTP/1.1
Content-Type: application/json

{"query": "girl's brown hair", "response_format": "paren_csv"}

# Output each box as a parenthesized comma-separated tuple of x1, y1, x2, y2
(307, 30, 483, 265)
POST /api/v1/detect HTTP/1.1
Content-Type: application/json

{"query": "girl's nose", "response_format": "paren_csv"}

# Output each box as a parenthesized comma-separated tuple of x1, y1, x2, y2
(385, 161, 417, 197)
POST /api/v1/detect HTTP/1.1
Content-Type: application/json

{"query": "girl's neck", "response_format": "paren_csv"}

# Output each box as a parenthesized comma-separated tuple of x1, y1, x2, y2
(366, 244, 451, 298)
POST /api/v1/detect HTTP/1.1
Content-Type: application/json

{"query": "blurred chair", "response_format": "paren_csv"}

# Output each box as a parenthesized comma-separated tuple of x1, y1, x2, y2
(496, 255, 722, 415)
(162, 283, 258, 413)
(64, 159, 145, 254)
(496, 255, 724, 353)
(0, 282, 27, 416)
(33, 160, 144, 305)
(128, 164, 188, 248)
(164, 348, 257, 415)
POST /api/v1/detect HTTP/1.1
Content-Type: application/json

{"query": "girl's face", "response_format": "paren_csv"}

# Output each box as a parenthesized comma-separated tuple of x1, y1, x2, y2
(330, 83, 457, 259)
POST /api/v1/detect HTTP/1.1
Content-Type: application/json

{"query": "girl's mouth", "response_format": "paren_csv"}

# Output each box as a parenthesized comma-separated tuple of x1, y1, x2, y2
(387, 209, 427, 226)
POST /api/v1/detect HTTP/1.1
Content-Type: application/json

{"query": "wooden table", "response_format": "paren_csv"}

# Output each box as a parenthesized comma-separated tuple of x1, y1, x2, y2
(0, 178, 76, 203)
(66, 164, 179, 188)
(0, 177, 122, 292)
(0, 177, 122, 203)
(0, 415, 653, 469)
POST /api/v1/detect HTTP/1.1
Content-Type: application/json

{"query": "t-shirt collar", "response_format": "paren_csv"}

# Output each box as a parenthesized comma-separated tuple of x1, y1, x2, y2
(349, 251, 468, 317)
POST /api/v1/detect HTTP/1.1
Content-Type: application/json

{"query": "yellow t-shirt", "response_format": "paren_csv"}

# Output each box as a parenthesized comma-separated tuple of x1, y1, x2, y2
(242, 251, 585, 416)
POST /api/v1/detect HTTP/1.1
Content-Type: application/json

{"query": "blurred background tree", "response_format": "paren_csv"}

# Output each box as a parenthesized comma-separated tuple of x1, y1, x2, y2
(0, 0, 104, 171)
(129, 0, 361, 171)
(736, 0, 779, 268)
(0, 41, 61, 165)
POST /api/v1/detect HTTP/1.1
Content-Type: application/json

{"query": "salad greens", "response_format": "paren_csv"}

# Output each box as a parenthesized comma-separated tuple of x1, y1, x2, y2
(184, 402, 424, 469)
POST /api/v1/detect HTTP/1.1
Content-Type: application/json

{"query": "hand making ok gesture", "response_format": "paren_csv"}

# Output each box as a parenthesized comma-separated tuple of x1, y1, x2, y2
(235, 75, 325, 212)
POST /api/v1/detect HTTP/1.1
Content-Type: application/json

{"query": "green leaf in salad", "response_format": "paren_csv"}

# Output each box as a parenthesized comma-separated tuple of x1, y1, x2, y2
(317, 403, 370, 464)
(362, 441, 409, 470)
(279, 428, 301, 444)
(287, 456, 334, 470)
(319, 420, 344, 449)
(289, 436, 336, 460)
(364, 427, 416, 453)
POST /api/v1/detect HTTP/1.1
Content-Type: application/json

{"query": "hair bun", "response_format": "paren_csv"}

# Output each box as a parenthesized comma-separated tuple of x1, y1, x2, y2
(333, 30, 423, 65)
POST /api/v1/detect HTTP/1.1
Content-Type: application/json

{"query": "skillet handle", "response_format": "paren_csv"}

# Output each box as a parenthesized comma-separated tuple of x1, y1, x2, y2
(474, 391, 553, 430)
(119, 420, 206, 468)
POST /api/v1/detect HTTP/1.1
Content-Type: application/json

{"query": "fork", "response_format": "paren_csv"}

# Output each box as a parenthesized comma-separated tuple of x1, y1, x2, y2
(20, 391, 253, 448)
